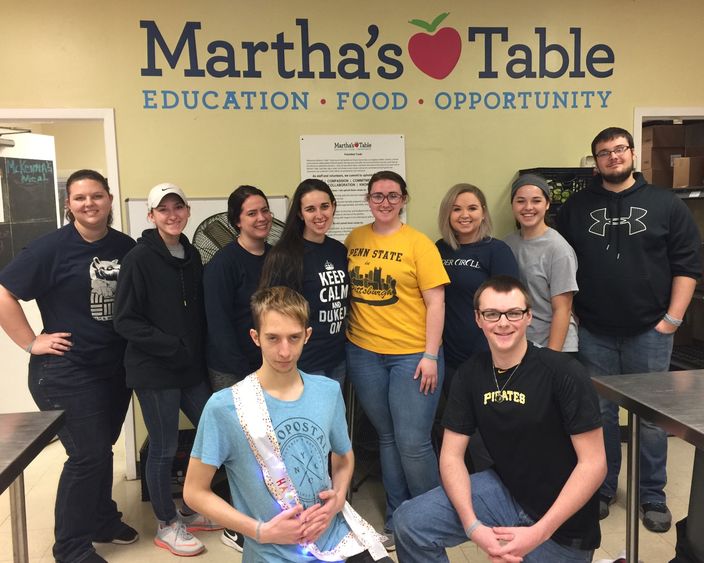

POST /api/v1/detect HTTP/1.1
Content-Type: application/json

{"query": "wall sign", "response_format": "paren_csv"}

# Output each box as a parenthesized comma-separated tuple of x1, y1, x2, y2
(140, 13, 615, 112)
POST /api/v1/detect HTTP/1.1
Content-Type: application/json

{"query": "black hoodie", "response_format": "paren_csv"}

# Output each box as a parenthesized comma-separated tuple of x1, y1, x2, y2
(114, 228, 207, 388)
(557, 172, 701, 336)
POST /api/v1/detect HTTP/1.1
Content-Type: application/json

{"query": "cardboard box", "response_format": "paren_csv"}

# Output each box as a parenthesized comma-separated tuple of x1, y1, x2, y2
(685, 122, 704, 147)
(673, 156, 704, 188)
(640, 143, 684, 170)
(642, 124, 685, 147)
(641, 167, 673, 188)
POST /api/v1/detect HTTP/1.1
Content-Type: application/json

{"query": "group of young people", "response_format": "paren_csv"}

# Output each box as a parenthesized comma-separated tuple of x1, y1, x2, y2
(0, 125, 700, 562)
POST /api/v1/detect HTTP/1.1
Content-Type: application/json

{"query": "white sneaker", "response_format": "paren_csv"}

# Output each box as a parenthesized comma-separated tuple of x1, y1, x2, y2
(178, 509, 224, 532)
(154, 520, 205, 556)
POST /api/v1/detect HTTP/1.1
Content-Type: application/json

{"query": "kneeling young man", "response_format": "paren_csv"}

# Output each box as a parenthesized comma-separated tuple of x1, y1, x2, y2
(184, 286, 389, 562)
(394, 275, 606, 562)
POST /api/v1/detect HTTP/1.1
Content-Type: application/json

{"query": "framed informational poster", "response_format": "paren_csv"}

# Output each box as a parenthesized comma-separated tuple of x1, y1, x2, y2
(300, 135, 405, 241)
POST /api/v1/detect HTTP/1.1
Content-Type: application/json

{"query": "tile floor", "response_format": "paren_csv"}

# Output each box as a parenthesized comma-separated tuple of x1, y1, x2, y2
(0, 435, 694, 562)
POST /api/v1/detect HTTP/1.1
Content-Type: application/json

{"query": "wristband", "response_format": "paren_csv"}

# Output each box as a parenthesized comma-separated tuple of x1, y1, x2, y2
(422, 352, 439, 361)
(465, 519, 482, 539)
(25, 339, 35, 354)
(664, 313, 683, 327)
(255, 520, 262, 542)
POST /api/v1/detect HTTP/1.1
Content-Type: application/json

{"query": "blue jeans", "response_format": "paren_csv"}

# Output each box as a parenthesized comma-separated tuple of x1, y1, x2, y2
(135, 381, 212, 522)
(394, 471, 594, 563)
(28, 355, 132, 563)
(346, 343, 443, 531)
(578, 325, 672, 504)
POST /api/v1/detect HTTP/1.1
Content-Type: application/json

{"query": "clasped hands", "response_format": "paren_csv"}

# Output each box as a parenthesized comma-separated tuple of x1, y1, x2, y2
(261, 488, 343, 546)
(472, 523, 546, 562)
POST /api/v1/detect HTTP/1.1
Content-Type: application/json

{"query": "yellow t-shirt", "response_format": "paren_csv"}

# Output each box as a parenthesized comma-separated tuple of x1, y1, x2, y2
(345, 223, 449, 354)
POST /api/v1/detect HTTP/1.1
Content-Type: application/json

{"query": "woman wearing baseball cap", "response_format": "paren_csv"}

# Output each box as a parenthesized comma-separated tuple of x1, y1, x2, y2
(114, 183, 219, 556)
(504, 173, 579, 352)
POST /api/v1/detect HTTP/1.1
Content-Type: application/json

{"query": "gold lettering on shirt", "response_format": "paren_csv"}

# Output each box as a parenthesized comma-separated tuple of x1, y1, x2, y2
(483, 390, 526, 405)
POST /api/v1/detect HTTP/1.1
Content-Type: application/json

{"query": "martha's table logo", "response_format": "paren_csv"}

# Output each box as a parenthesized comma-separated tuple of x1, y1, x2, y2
(407, 13, 462, 80)
(139, 13, 615, 112)
(334, 141, 371, 151)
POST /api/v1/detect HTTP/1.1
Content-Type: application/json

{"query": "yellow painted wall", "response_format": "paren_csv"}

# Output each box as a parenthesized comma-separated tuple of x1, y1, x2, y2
(42, 122, 107, 178)
(2, 0, 703, 239)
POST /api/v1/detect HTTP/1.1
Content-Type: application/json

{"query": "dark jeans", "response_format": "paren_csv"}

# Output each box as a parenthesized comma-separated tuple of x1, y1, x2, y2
(578, 325, 672, 504)
(28, 355, 132, 563)
(135, 381, 212, 522)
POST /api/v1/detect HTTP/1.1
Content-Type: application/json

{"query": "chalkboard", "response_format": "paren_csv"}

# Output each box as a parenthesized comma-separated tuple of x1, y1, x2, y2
(125, 195, 289, 241)
(0, 157, 58, 269)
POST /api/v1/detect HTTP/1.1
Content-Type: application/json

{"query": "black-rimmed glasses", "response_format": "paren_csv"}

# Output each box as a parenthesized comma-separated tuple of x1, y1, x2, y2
(477, 308, 529, 322)
(368, 192, 404, 204)
(595, 145, 632, 159)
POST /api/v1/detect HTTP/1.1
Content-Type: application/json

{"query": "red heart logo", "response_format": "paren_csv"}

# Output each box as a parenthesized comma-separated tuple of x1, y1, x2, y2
(408, 13, 462, 80)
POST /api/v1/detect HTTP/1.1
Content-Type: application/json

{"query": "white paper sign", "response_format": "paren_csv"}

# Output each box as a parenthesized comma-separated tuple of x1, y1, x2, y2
(300, 134, 405, 241)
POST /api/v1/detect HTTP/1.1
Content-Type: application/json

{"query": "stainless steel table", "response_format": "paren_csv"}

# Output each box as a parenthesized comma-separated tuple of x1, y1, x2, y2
(0, 411, 65, 563)
(592, 370, 704, 563)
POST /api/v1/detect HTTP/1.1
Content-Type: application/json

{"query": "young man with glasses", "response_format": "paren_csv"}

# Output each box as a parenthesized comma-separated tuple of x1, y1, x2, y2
(394, 275, 606, 563)
(556, 126, 701, 532)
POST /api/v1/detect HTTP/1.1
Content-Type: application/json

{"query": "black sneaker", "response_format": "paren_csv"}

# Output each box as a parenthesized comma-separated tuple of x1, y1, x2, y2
(94, 521, 139, 544)
(598, 494, 615, 520)
(221, 528, 244, 552)
(640, 502, 672, 533)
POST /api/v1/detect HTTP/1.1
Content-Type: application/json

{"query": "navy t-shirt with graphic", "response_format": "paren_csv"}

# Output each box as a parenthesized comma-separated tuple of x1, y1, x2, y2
(437, 237, 518, 369)
(0, 223, 135, 366)
(299, 237, 349, 372)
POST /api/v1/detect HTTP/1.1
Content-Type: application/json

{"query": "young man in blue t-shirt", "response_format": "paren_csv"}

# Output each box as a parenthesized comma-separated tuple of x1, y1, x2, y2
(184, 286, 389, 562)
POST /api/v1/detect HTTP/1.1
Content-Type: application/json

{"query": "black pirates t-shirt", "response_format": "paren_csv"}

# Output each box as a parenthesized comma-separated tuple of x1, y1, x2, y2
(0, 223, 135, 366)
(443, 343, 602, 550)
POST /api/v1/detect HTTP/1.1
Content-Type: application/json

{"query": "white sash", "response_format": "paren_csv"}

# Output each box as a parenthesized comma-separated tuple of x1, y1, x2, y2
(232, 373, 388, 561)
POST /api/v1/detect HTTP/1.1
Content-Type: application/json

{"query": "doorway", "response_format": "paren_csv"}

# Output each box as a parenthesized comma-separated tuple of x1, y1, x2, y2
(0, 108, 138, 479)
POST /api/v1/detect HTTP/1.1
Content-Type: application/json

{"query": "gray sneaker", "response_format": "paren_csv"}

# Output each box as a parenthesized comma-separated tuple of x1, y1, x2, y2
(178, 509, 224, 532)
(154, 520, 205, 556)
(640, 502, 671, 533)
(381, 528, 395, 552)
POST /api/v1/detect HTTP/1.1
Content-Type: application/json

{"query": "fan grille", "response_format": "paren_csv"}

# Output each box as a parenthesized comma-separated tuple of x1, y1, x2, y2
(192, 212, 285, 265)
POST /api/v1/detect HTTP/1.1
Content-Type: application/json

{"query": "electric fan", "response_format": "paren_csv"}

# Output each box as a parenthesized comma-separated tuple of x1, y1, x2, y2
(192, 212, 285, 265)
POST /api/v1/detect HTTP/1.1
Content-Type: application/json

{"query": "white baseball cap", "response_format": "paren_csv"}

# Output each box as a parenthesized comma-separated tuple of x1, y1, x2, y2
(147, 183, 189, 209)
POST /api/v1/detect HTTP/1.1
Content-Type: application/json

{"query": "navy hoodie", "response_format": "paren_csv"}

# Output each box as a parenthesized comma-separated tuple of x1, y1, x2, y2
(114, 228, 208, 388)
(557, 172, 701, 336)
